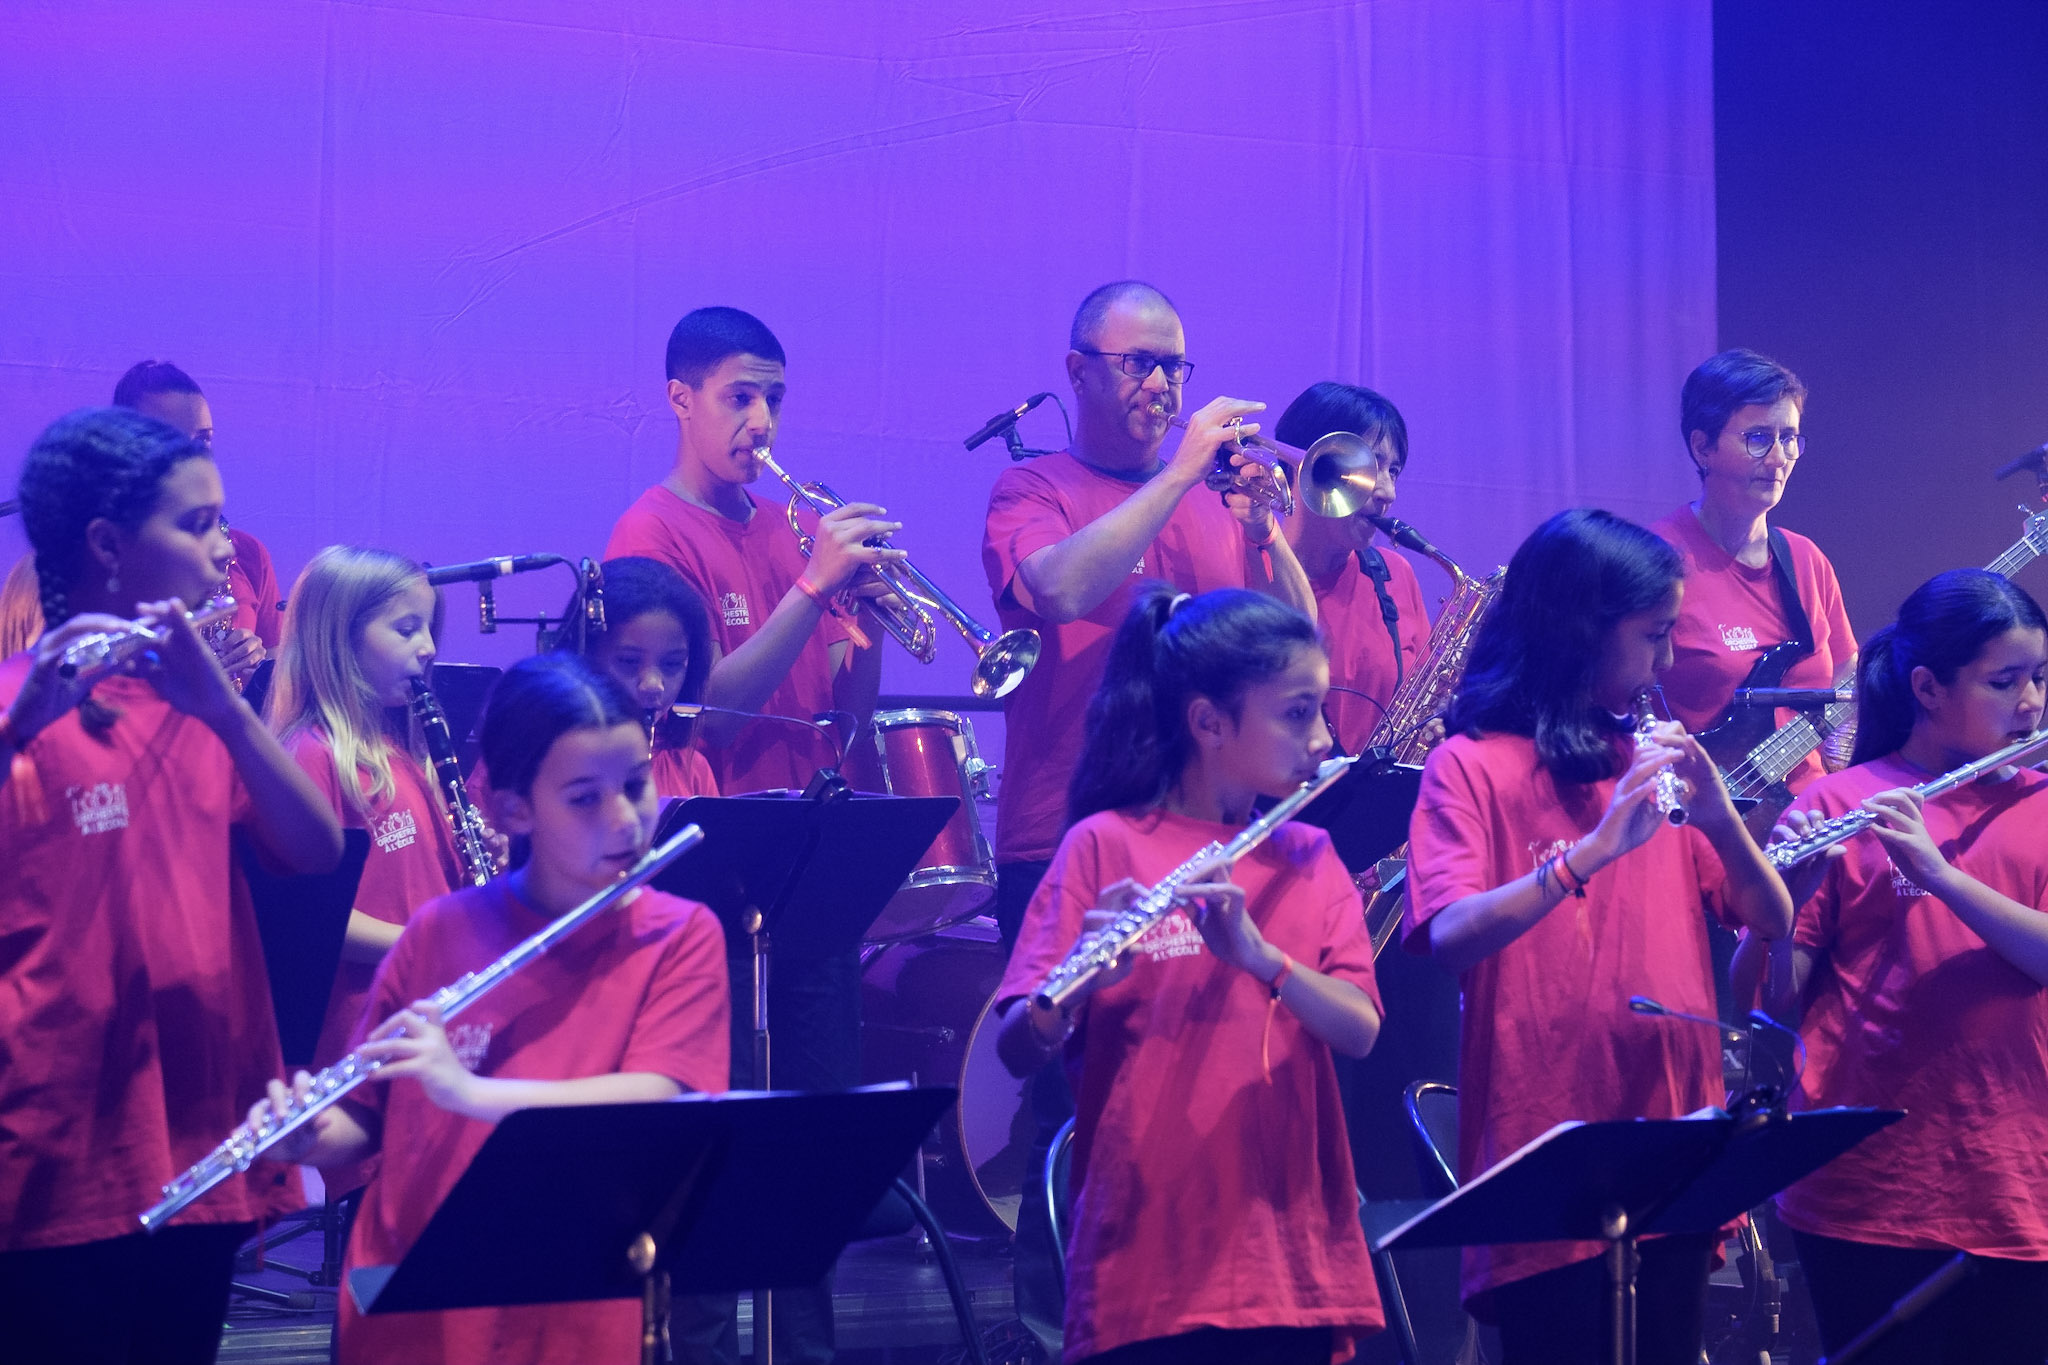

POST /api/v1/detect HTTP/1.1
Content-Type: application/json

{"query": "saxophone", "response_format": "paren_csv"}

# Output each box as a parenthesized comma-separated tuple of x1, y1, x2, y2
(1357, 516, 1507, 954)
(409, 677, 495, 887)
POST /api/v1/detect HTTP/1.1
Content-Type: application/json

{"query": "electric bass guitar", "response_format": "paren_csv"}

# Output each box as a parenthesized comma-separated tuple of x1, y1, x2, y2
(1703, 503, 2048, 840)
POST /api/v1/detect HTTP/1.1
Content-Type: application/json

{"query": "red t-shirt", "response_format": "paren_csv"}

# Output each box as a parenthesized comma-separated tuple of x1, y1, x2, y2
(1404, 732, 1733, 1306)
(1776, 758, 2048, 1259)
(335, 882, 730, 1365)
(227, 526, 285, 651)
(1312, 549, 1433, 756)
(0, 661, 299, 1249)
(606, 485, 849, 796)
(980, 453, 1248, 863)
(653, 743, 718, 801)
(285, 729, 462, 1070)
(1648, 507, 1856, 793)
(996, 808, 1385, 1362)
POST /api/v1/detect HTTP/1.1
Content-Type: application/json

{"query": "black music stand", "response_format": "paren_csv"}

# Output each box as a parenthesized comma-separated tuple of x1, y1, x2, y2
(1374, 1107, 1902, 1365)
(348, 1087, 955, 1365)
(428, 662, 500, 775)
(235, 826, 370, 1069)
(651, 790, 954, 1361)
(1290, 759, 1424, 873)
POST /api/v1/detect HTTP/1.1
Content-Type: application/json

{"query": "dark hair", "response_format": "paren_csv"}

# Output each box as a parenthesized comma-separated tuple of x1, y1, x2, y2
(1273, 382, 1409, 469)
(1069, 280, 1178, 351)
(1851, 569, 2047, 764)
(480, 653, 642, 799)
(1067, 586, 1320, 825)
(555, 557, 713, 746)
(1679, 348, 1806, 466)
(112, 360, 203, 409)
(17, 407, 211, 630)
(665, 306, 785, 386)
(1447, 508, 1684, 784)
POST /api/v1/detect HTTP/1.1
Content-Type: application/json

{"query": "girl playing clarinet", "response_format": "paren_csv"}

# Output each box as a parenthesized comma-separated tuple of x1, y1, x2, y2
(996, 585, 1385, 1365)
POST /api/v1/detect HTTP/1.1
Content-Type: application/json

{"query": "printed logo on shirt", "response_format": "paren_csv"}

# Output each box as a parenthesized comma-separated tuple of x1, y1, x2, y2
(1133, 906, 1205, 963)
(1718, 624, 1760, 652)
(1130, 555, 1145, 576)
(67, 781, 129, 836)
(721, 591, 750, 627)
(372, 808, 418, 855)
(449, 1021, 495, 1071)
(1887, 858, 1930, 900)
(1526, 837, 1574, 872)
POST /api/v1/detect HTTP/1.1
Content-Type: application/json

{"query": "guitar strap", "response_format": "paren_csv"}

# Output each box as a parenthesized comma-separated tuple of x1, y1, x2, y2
(1767, 527, 1815, 656)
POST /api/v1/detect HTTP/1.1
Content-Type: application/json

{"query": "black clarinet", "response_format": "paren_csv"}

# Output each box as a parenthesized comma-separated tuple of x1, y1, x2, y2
(409, 677, 494, 887)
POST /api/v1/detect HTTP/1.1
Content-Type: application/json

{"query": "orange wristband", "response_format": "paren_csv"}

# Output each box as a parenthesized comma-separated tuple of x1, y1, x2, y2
(1266, 953, 1296, 1000)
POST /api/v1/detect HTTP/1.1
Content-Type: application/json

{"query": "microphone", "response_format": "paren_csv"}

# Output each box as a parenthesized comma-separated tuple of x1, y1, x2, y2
(424, 553, 565, 586)
(1366, 514, 1443, 560)
(1733, 687, 1851, 709)
(1627, 994, 1744, 1041)
(1993, 442, 2048, 481)
(964, 392, 1051, 451)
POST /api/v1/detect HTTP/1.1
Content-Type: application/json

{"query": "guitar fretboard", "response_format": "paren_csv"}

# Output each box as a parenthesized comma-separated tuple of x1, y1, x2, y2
(1726, 699, 1854, 795)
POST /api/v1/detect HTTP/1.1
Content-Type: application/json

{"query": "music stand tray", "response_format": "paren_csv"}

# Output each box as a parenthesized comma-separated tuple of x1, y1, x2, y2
(348, 1088, 954, 1364)
(236, 826, 370, 1069)
(1375, 1107, 1901, 1365)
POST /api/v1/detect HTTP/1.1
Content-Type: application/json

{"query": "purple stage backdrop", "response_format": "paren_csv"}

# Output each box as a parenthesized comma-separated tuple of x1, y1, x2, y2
(1, 1, 1714, 708)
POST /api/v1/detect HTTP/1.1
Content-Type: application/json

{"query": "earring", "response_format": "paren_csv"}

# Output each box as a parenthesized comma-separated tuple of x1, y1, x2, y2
(107, 573, 119, 594)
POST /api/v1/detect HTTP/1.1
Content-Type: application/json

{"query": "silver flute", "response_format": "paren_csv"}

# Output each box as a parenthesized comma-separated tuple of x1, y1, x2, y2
(1766, 730, 2048, 870)
(1031, 755, 1356, 1011)
(138, 823, 706, 1232)
(1633, 691, 1690, 826)
(58, 598, 238, 681)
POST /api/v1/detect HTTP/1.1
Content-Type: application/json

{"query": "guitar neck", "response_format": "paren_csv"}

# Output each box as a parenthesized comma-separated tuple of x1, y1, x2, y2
(1988, 537, 2042, 579)
(1727, 698, 1855, 793)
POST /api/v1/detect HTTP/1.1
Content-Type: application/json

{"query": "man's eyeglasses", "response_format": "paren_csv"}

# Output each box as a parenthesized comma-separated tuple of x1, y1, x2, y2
(1737, 427, 1806, 461)
(1076, 349, 1195, 384)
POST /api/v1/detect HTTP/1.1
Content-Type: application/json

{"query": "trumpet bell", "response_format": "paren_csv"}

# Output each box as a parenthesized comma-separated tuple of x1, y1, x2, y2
(972, 627, 1043, 700)
(1300, 432, 1383, 519)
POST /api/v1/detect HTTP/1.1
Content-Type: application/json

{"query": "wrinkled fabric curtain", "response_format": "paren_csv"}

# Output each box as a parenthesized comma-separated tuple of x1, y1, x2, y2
(0, 0, 1713, 684)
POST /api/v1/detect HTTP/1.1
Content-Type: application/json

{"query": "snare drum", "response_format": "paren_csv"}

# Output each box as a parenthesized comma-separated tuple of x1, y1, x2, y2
(861, 925, 1032, 1234)
(845, 709, 997, 944)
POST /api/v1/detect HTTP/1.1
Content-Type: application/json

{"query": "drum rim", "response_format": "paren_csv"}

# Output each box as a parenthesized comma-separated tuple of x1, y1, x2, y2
(871, 707, 968, 729)
(958, 985, 1024, 1233)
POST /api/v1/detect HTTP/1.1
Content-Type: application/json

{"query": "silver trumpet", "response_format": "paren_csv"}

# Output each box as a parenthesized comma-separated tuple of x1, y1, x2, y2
(58, 598, 238, 682)
(1171, 410, 1387, 523)
(1633, 691, 1691, 826)
(757, 447, 1041, 700)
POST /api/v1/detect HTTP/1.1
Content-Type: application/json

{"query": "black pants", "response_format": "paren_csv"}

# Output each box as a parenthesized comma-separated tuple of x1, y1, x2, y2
(1792, 1228, 2048, 1365)
(1489, 1233, 1715, 1365)
(672, 947, 860, 1365)
(1081, 1325, 1334, 1365)
(995, 858, 1072, 1359)
(0, 1223, 250, 1365)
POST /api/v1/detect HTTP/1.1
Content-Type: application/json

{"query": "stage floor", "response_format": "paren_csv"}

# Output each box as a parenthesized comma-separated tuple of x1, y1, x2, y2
(218, 1221, 1027, 1365)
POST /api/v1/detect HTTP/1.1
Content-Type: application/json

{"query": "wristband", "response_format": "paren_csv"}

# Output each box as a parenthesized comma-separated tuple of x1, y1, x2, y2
(1266, 952, 1296, 1000)
(1244, 520, 1277, 547)
(793, 575, 873, 651)
(793, 575, 831, 610)
(1556, 848, 1590, 897)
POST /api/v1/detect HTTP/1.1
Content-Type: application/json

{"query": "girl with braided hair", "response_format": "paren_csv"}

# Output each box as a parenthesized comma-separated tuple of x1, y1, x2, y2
(0, 407, 342, 1363)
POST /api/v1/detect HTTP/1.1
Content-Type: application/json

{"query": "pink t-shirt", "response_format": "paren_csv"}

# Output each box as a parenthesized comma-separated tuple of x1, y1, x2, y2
(285, 729, 462, 1071)
(606, 485, 848, 796)
(1312, 549, 1433, 756)
(227, 526, 284, 650)
(335, 882, 730, 1365)
(1776, 757, 2048, 1259)
(1648, 507, 1857, 793)
(996, 808, 1385, 1362)
(653, 744, 718, 800)
(1404, 732, 1733, 1306)
(0, 661, 300, 1248)
(981, 453, 1248, 863)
